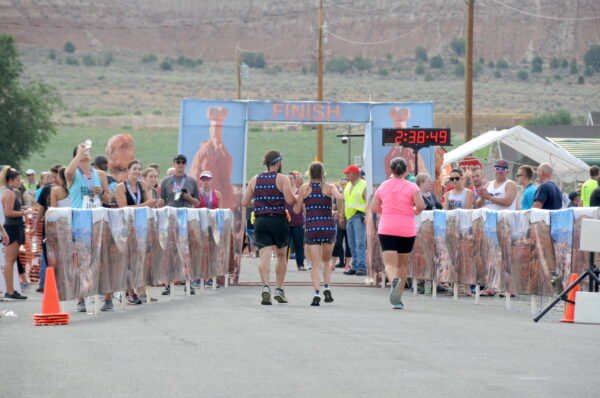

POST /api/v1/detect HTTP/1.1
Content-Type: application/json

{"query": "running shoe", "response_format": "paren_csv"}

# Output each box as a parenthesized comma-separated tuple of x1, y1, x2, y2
(261, 286, 272, 305)
(311, 295, 321, 306)
(190, 280, 202, 288)
(4, 291, 27, 300)
(20, 282, 32, 292)
(389, 277, 403, 306)
(273, 288, 288, 304)
(128, 294, 142, 305)
(161, 285, 170, 295)
(36, 287, 44, 293)
(139, 295, 158, 303)
(323, 289, 334, 303)
(392, 301, 404, 310)
(101, 300, 114, 311)
(355, 270, 367, 276)
(76, 300, 86, 312)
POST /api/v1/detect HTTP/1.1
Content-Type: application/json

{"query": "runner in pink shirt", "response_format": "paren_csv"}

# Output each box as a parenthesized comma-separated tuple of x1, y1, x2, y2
(371, 157, 425, 310)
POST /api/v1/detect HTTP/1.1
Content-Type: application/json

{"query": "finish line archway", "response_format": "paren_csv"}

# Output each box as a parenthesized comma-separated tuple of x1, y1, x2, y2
(178, 99, 436, 279)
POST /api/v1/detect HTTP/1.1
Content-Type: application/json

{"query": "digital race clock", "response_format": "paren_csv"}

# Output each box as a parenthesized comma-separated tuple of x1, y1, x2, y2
(382, 128, 451, 148)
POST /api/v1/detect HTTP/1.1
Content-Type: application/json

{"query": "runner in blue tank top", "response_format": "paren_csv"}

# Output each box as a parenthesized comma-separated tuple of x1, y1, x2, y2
(242, 150, 297, 305)
(294, 162, 344, 306)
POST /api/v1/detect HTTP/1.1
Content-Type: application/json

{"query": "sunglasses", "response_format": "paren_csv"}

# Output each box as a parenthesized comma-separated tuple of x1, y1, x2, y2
(449, 177, 461, 182)
(200, 176, 212, 181)
(494, 167, 508, 171)
(175, 160, 186, 165)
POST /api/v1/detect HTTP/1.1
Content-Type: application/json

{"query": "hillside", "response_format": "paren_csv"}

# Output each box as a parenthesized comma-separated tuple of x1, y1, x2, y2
(2, 0, 600, 64)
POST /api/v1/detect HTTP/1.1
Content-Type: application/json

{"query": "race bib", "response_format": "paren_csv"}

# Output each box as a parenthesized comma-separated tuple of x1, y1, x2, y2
(83, 194, 102, 209)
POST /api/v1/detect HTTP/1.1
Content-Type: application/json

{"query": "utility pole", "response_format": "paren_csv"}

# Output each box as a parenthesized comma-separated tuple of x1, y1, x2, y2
(465, 0, 474, 142)
(317, 0, 324, 162)
(236, 47, 241, 100)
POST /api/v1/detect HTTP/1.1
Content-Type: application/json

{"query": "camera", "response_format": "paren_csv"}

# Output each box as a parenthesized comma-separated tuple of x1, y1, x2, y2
(341, 136, 348, 144)
(181, 188, 188, 194)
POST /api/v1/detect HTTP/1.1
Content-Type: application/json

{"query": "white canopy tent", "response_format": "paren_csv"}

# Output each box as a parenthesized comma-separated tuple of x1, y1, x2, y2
(442, 126, 590, 183)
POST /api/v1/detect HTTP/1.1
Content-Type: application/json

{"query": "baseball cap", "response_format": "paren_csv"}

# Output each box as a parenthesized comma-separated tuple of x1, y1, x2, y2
(343, 165, 361, 174)
(200, 170, 212, 178)
(26, 169, 35, 175)
(173, 154, 187, 162)
(494, 159, 509, 168)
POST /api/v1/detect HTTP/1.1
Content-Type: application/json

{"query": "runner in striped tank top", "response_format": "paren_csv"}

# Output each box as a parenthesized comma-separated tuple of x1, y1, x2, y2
(294, 162, 344, 307)
(242, 150, 297, 306)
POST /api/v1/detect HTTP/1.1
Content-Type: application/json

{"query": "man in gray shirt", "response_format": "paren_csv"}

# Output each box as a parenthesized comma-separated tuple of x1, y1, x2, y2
(160, 154, 200, 208)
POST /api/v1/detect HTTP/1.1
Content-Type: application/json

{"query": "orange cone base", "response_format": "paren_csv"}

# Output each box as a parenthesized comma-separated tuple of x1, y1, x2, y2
(560, 273, 579, 323)
(33, 313, 70, 326)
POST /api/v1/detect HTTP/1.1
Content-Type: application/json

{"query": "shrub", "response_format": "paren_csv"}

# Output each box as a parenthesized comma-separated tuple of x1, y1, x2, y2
(82, 55, 96, 67)
(64, 41, 76, 53)
(430, 55, 444, 69)
(570, 59, 578, 74)
(351, 56, 373, 71)
(102, 53, 114, 67)
(487, 61, 494, 68)
(415, 64, 425, 75)
(65, 56, 79, 66)
(134, 110, 142, 115)
(424, 73, 433, 82)
(578, 75, 585, 84)
(241, 52, 266, 68)
(496, 59, 508, 69)
(454, 63, 465, 77)
(583, 44, 600, 71)
(479, 56, 484, 64)
(523, 110, 572, 126)
(386, 53, 393, 61)
(450, 37, 465, 56)
(326, 57, 352, 74)
(532, 56, 543, 73)
(554, 74, 561, 81)
(195, 58, 203, 66)
(176, 56, 198, 68)
(141, 54, 157, 63)
(517, 70, 529, 81)
(152, 110, 162, 115)
(48, 49, 56, 60)
(473, 63, 483, 77)
(450, 57, 459, 65)
(377, 67, 389, 76)
(415, 47, 427, 62)
(494, 70, 501, 78)
(584, 65, 595, 77)
(160, 60, 172, 71)
(550, 57, 559, 69)
(561, 59, 568, 68)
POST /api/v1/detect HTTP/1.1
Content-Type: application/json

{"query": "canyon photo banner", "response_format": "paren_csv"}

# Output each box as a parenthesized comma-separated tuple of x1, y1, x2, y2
(45, 207, 234, 301)
(368, 207, 600, 295)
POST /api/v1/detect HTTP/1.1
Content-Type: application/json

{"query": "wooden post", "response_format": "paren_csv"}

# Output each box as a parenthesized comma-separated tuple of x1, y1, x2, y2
(465, 0, 474, 142)
(316, 0, 324, 162)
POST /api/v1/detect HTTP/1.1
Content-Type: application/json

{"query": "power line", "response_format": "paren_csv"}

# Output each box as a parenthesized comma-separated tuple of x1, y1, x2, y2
(490, 0, 600, 21)
(325, 18, 436, 46)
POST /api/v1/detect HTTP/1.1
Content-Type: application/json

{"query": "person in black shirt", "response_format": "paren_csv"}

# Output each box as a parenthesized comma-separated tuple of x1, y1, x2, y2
(416, 173, 441, 210)
(33, 164, 62, 293)
(590, 181, 600, 207)
(532, 163, 563, 210)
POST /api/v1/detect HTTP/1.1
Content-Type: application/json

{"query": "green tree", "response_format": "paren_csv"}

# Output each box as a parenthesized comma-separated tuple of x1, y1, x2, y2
(570, 58, 578, 74)
(584, 65, 595, 77)
(430, 55, 444, 68)
(241, 52, 266, 69)
(0, 35, 62, 169)
(415, 47, 428, 62)
(64, 41, 76, 53)
(578, 75, 585, 84)
(141, 54, 157, 63)
(450, 37, 465, 56)
(326, 57, 352, 74)
(453, 62, 465, 77)
(415, 64, 425, 75)
(424, 73, 433, 82)
(523, 110, 572, 126)
(82, 55, 96, 67)
(560, 59, 568, 68)
(160, 59, 172, 71)
(351, 56, 373, 71)
(517, 70, 529, 81)
(583, 44, 600, 71)
(496, 59, 508, 69)
(550, 57, 559, 69)
(532, 56, 543, 73)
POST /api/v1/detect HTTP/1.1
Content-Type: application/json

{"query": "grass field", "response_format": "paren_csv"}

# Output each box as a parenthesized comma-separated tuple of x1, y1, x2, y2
(22, 125, 370, 182)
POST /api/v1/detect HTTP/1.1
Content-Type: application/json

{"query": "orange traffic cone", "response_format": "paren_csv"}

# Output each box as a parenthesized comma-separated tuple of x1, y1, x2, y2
(560, 273, 580, 323)
(32, 267, 70, 326)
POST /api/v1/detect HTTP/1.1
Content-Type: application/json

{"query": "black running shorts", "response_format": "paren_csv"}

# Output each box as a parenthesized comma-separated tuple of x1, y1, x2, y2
(254, 215, 289, 249)
(378, 234, 416, 254)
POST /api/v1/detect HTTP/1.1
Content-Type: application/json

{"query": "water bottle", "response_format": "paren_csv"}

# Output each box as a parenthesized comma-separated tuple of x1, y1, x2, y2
(424, 281, 432, 296)
(85, 296, 95, 315)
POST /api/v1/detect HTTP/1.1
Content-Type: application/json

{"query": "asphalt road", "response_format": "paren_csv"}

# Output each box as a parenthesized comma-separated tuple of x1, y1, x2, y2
(2, 257, 599, 398)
